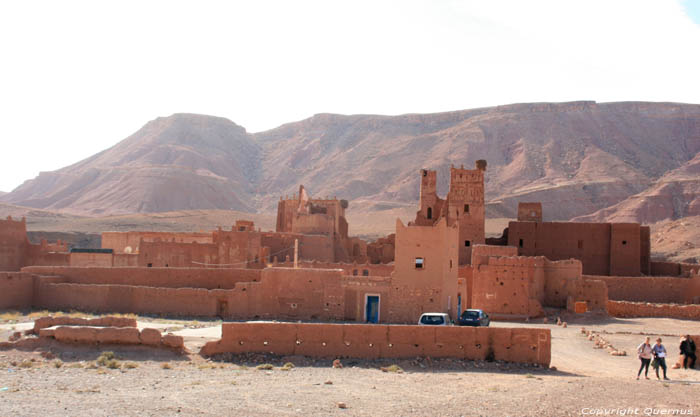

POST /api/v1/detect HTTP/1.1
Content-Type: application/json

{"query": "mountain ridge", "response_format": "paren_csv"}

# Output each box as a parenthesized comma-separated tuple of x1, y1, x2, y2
(3, 101, 700, 224)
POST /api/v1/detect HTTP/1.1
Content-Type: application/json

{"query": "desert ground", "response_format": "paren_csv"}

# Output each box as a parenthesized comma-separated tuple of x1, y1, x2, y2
(0, 311, 698, 417)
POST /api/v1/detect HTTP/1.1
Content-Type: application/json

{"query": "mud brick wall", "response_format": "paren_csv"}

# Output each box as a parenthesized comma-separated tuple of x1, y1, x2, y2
(200, 322, 551, 367)
(22, 266, 262, 290)
(607, 300, 700, 320)
(588, 275, 699, 304)
(0, 272, 33, 309)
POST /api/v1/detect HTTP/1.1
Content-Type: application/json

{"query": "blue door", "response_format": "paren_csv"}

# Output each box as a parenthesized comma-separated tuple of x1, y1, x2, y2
(365, 295, 379, 323)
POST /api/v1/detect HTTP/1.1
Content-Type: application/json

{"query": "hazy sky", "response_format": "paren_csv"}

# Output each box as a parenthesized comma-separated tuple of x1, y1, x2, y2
(1, 0, 699, 192)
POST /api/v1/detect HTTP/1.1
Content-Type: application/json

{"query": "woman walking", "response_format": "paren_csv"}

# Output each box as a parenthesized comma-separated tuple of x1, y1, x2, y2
(637, 336, 653, 380)
(653, 337, 669, 380)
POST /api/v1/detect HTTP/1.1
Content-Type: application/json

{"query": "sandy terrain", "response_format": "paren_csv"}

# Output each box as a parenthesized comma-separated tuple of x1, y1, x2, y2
(0, 312, 698, 416)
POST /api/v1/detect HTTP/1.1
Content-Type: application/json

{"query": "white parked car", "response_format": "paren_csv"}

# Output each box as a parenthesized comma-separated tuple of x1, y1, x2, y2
(418, 312, 452, 326)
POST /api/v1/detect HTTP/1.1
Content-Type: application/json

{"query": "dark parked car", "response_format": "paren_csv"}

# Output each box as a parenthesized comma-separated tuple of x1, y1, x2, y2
(458, 309, 490, 327)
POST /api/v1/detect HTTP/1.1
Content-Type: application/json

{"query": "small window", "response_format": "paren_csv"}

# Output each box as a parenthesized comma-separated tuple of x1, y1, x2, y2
(530, 211, 536, 217)
(519, 239, 524, 248)
(464, 240, 471, 247)
(464, 204, 470, 213)
(362, 269, 369, 276)
(622, 240, 627, 245)
(449, 259, 452, 269)
(415, 257, 424, 269)
(578, 240, 583, 250)
(427, 207, 432, 219)
(239, 226, 246, 231)
(147, 263, 153, 268)
(352, 269, 358, 276)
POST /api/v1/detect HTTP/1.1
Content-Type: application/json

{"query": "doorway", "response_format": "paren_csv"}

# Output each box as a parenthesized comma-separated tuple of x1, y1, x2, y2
(364, 294, 380, 323)
(217, 299, 228, 318)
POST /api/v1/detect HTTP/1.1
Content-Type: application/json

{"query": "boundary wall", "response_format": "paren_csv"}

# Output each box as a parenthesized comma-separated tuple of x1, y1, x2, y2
(21, 266, 262, 289)
(607, 300, 700, 320)
(588, 275, 700, 304)
(0, 272, 33, 309)
(200, 322, 551, 366)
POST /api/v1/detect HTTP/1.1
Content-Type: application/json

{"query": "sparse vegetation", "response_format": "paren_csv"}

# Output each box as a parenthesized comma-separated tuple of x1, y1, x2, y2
(54, 360, 63, 368)
(96, 351, 116, 366)
(106, 359, 121, 369)
(161, 362, 172, 370)
(256, 363, 274, 370)
(281, 362, 295, 371)
(124, 362, 138, 369)
(0, 310, 21, 322)
(19, 360, 33, 368)
(68, 363, 83, 369)
(380, 364, 403, 373)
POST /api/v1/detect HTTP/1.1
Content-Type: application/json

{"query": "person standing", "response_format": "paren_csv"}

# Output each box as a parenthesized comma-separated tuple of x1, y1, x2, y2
(637, 336, 653, 380)
(681, 335, 696, 369)
(653, 337, 669, 380)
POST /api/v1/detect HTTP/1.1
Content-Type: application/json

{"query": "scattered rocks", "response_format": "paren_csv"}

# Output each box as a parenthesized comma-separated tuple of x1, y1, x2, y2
(337, 402, 347, 409)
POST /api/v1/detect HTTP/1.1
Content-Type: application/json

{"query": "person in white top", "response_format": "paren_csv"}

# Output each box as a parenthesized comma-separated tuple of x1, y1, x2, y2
(652, 337, 669, 380)
(636, 336, 653, 380)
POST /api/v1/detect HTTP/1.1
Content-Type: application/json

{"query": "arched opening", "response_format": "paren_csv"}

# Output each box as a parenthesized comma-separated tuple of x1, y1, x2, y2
(427, 207, 432, 219)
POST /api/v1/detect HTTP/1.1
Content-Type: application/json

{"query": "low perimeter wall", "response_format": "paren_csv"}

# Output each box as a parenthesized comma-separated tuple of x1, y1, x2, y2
(607, 300, 700, 320)
(201, 322, 551, 367)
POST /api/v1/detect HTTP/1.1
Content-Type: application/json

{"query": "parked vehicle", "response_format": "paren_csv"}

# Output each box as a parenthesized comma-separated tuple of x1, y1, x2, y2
(458, 309, 490, 327)
(418, 312, 452, 326)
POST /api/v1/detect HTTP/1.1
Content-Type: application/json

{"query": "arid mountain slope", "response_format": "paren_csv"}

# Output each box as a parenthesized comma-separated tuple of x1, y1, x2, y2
(3, 102, 700, 221)
(649, 216, 700, 263)
(2, 114, 261, 215)
(255, 101, 700, 220)
(573, 151, 700, 224)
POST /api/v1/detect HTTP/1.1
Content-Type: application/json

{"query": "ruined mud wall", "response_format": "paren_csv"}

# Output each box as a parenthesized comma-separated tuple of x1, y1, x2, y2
(200, 322, 551, 366)
(651, 261, 700, 277)
(586, 275, 700, 304)
(138, 240, 219, 268)
(542, 259, 584, 308)
(28, 267, 347, 320)
(471, 256, 545, 317)
(0, 217, 28, 271)
(607, 300, 700, 320)
(0, 272, 33, 309)
(101, 231, 213, 253)
(274, 260, 394, 277)
(22, 266, 262, 289)
(69, 252, 113, 267)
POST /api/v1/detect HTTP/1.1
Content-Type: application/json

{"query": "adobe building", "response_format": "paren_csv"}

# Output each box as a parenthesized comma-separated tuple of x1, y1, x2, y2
(504, 203, 651, 276)
(413, 161, 486, 265)
(0, 216, 69, 271)
(465, 244, 608, 318)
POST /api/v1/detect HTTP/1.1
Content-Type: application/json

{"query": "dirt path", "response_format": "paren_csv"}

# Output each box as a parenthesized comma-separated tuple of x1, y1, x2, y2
(1, 314, 698, 416)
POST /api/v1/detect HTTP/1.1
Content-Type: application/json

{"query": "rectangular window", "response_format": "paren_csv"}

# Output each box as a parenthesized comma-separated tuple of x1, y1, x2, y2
(519, 239, 523, 248)
(415, 257, 424, 269)
(464, 204, 470, 213)
(622, 240, 627, 245)
(464, 240, 471, 247)
(578, 240, 583, 249)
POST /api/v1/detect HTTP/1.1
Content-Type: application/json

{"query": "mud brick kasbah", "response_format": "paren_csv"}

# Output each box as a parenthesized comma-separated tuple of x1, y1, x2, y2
(1, 160, 699, 364)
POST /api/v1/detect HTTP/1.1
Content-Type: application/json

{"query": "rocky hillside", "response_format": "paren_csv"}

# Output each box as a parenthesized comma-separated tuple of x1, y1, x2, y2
(573, 152, 700, 224)
(2, 114, 261, 215)
(3, 102, 700, 222)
